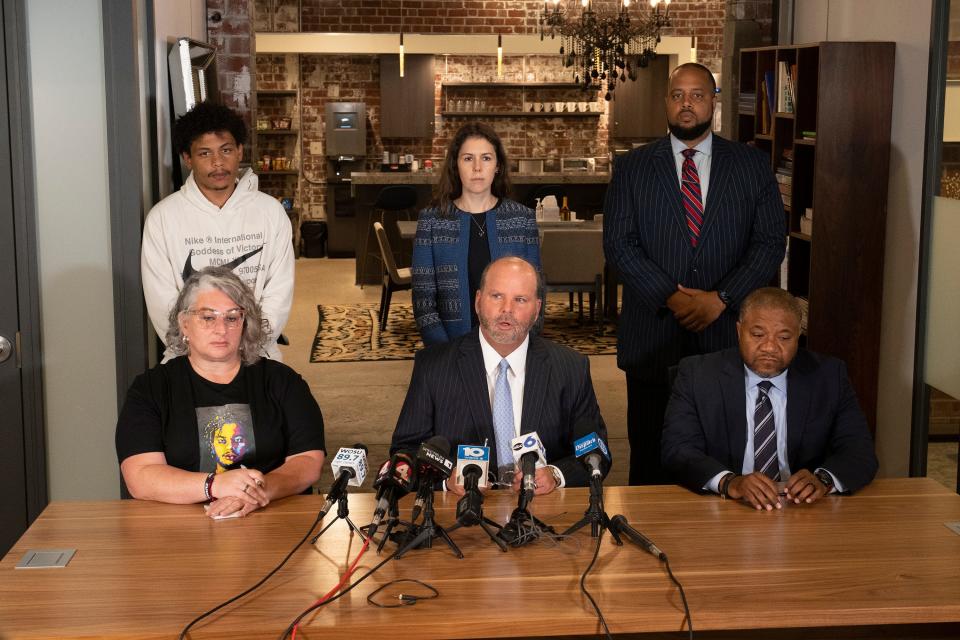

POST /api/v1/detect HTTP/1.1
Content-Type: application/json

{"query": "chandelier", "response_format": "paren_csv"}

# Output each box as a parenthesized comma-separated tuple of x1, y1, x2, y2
(540, 0, 671, 100)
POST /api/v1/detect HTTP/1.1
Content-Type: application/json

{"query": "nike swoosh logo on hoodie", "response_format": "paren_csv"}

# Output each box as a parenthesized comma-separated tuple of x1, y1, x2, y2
(181, 244, 265, 281)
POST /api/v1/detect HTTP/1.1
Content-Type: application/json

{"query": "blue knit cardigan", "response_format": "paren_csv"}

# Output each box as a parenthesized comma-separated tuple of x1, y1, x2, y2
(412, 198, 541, 345)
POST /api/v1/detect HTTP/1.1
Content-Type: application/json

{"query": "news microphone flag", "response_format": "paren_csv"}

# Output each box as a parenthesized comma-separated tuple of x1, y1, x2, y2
(330, 446, 368, 487)
(455, 445, 490, 488)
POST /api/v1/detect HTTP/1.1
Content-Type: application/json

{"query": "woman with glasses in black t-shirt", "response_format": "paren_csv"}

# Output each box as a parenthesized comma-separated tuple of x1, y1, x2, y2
(116, 266, 326, 518)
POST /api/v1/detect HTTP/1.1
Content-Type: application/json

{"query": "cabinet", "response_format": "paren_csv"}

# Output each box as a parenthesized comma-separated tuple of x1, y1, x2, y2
(380, 54, 435, 138)
(251, 86, 302, 254)
(739, 42, 895, 427)
(610, 55, 669, 138)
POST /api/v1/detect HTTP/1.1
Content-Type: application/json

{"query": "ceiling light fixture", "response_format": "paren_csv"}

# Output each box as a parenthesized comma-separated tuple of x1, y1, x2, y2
(540, 0, 671, 100)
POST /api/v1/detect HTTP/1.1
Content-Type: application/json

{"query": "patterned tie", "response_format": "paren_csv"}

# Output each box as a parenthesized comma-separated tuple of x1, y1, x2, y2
(492, 358, 515, 479)
(680, 148, 704, 246)
(753, 380, 779, 480)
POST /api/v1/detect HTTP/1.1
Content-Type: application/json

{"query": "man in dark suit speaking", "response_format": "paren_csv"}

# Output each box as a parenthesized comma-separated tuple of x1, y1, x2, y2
(392, 256, 608, 495)
(661, 288, 878, 510)
(604, 62, 786, 485)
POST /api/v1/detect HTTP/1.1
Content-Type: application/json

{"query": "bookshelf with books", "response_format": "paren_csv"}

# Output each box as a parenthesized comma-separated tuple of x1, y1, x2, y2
(738, 42, 895, 428)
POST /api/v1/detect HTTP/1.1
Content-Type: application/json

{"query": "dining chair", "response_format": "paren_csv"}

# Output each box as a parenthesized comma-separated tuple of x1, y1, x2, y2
(539, 227, 605, 335)
(373, 221, 412, 332)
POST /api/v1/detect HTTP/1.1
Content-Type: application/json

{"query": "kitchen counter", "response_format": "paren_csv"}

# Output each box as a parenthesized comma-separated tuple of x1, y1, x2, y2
(351, 171, 610, 193)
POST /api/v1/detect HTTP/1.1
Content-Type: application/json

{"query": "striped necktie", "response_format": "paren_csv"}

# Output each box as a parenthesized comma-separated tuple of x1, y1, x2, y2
(753, 380, 779, 480)
(681, 148, 704, 246)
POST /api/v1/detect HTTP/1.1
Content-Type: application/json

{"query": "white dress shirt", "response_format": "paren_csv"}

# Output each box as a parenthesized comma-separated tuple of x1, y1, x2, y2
(670, 132, 713, 207)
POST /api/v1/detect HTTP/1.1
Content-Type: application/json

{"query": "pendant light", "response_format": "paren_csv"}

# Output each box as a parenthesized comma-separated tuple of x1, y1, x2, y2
(497, 34, 503, 79)
(399, 0, 405, 78)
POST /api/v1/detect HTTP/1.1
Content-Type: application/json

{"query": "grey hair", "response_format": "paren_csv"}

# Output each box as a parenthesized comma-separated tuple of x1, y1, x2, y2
(165, 266, 270, 365)
(738, 287, 803, 325)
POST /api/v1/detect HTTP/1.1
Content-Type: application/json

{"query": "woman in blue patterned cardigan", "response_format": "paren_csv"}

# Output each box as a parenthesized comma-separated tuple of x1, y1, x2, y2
(412, 123, 541, 345)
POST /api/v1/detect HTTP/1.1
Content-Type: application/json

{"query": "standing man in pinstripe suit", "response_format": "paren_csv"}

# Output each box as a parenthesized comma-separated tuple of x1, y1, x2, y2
(604, 63, 785, 485)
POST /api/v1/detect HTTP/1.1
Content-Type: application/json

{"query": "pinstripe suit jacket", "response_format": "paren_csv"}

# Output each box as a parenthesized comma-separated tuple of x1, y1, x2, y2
(603, 135, 786, 378)
(391, 329, 609, 487)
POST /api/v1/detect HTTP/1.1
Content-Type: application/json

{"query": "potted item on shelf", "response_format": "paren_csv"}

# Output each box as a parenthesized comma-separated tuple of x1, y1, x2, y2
(256, 117, 271, 130)
(272, 116, 292, 130)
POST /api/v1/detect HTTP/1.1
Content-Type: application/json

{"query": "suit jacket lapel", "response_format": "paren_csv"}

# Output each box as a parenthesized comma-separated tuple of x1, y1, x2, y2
(457, 333, 498, 462)
(719, 349, 748, 471)
(696, 135, 731, 248)
(652, 137, 691, 242)
(520, 336, 549, 436)
(786, 351, 812, 469)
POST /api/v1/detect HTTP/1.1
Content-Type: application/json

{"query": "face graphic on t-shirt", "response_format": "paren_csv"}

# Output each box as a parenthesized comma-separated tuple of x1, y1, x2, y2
(197, 404, 256, 474)
(213, 422, 248, 469)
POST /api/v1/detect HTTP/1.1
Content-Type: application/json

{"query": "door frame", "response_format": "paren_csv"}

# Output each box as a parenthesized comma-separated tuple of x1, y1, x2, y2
(3, 0, 48, 531)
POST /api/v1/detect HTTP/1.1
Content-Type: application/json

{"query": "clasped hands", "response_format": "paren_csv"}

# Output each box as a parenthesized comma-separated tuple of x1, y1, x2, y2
(445, 467, 557, 497)
(204, 467, 269, 519)
(727, 469, 830, 511)
(667, 285, 726, 332)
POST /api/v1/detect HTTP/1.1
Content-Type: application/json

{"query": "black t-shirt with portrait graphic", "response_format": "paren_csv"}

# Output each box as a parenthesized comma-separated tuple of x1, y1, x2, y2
(115, 357, 326, 476)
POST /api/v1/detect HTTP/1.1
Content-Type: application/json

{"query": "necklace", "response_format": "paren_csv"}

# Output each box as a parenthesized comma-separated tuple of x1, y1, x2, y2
(470, 213, 486, 237)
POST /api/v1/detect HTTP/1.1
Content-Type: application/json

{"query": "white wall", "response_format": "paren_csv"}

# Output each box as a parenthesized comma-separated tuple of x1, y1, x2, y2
(793, 0, 934, 477)
(27, 1, 118, 499)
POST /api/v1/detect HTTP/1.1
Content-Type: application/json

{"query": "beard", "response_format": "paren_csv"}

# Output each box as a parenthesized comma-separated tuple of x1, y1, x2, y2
(668, 116, 712, 141)
(479, 312, 534, 346)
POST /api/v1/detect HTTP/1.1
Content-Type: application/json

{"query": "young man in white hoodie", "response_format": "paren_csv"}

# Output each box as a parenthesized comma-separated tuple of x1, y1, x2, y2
(142, 103, 294, 361)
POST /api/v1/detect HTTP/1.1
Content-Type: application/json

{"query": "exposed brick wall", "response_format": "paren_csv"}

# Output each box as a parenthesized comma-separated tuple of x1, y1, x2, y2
(213, 0, 786, 218)
(296, 0, 726, 74)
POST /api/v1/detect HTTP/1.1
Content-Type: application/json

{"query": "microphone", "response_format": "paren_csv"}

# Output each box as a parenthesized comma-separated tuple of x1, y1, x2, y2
(319, 444, 368, 516)
(410, 436, 453, 521)
(572, 420, 611, 483)
(369, 451, 417, 535)
(455, 444, 490, 489)
(511, 432, 546, 511)
(455, 462, 485, 526)
(610, 514, 666, 561)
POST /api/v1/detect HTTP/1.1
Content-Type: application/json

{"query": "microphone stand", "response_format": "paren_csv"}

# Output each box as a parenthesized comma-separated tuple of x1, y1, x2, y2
(562, 476, 622, 543)
(373, 498, 414, 554)
(446, 491, 508, 552)
(395, 488, 463, 559)
(311, 491, 367, 545)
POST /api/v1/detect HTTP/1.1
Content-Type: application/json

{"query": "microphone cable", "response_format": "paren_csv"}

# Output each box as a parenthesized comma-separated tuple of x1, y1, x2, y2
(579, 512, 613, 640)
(664, 554, 693, 640)
(178, 509, 330, 640)
(279, 544, 404, 639)
(290, 536, 372, 640)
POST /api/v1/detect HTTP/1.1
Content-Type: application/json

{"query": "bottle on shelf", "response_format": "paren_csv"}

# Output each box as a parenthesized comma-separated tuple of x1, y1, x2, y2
(535, 198, 543, 221)
(560, 196, 570, 222)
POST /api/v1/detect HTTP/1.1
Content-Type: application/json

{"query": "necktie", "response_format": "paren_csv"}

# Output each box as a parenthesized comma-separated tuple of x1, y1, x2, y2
(753, 380, 779, 480)
(681, 148, 704, 246)
(492, 358, 515, 480)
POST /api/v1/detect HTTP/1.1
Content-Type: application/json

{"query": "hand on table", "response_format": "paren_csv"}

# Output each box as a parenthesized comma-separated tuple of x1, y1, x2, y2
(511, 467, 557, 496)
(204, 496, 262, 519)
(211, 468, 269, 508)
(727, 472, 782, 511)
(783, 469, 830, 504)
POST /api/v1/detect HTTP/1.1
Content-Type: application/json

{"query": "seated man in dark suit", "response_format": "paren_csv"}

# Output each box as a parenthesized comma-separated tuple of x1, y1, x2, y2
(661, 287, 878, 510)
(392, 256, 609, 495)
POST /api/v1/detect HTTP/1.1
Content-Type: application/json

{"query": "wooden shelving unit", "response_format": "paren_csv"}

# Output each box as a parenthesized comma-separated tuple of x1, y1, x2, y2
(739, 42, 895, 428)
(440, 81, 599, 119)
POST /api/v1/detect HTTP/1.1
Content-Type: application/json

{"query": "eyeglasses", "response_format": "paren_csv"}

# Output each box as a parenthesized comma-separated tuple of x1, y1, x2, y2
(668, 90, 710, 104)
(184, 307, 245, 330)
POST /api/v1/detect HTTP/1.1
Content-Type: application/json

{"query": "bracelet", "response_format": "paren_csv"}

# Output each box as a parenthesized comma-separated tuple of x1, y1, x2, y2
(719, 472, 736, 499)
(203, 472, 216, 501)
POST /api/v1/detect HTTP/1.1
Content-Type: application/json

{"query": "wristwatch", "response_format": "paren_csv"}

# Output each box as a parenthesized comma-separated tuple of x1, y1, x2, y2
(717, 290, 732, 307)
(814, 468, 835, 493)
(547, 465, 563, 489)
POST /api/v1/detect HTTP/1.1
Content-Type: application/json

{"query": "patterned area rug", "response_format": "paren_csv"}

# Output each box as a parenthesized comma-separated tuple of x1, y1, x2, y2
(310, 301, 617, 362)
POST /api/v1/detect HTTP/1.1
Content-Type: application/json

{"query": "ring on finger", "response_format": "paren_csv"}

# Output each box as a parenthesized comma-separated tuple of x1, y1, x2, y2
(242, 485, 250, 494)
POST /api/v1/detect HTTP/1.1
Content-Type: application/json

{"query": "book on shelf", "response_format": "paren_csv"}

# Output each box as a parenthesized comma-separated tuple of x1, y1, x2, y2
(777, 61, 795, 113)
(775, 172, 793, 184)
(763, 70, 776, 120)
(780, 236, 790, 290)
(778, 183, 792, 196)
(801, 130, 817, 140)
(758, 83, 770, 134)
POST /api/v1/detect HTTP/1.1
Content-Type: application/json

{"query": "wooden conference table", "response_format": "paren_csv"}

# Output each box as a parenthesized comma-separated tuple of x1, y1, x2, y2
(2, 479, 959, 639)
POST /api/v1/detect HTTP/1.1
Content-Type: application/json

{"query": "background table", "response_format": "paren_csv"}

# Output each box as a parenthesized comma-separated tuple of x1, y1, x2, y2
(2, 479, 959, 639)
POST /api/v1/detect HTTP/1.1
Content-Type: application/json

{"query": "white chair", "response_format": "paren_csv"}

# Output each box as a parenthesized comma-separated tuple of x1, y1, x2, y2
(539, 227, 605, 334)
